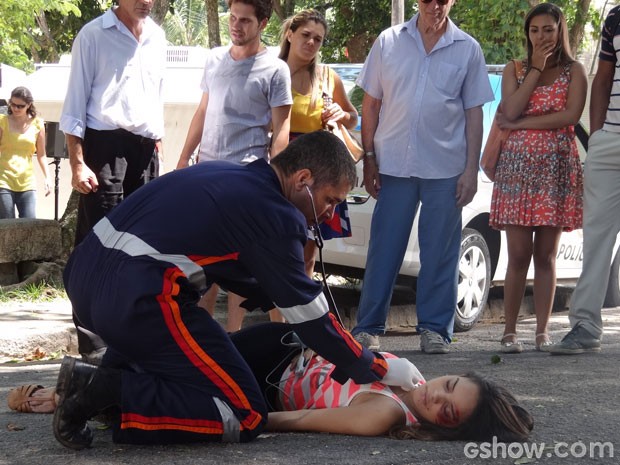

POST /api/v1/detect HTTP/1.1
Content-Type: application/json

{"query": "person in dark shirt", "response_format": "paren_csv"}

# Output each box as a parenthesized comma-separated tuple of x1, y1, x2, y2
(53, 130, 423, 449)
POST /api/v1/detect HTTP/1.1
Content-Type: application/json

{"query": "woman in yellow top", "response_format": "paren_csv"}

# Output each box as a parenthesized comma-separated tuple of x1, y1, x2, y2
(279, 10, 359, 276)
(0, 86, 50, 219)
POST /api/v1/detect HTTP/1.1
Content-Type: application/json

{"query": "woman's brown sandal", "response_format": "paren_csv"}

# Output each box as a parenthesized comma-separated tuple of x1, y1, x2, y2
(7, 384, 57, 414)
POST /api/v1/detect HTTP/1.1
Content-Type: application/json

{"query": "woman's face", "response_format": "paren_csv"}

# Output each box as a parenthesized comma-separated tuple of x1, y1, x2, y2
(528, 14, 559, 51)
(409, 375, 479, 428)
(8, 97, 29, 115)
(287, 20, 326, 62)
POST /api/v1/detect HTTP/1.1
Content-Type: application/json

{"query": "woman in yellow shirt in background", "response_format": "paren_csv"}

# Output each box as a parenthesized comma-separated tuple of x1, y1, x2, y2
(279, 10, 359, 276)
(0, 86, 50, 219)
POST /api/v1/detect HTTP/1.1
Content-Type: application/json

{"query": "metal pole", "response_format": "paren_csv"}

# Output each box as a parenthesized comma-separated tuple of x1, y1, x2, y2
(392, 0, 405, 26)
(49, 158, 61, 221)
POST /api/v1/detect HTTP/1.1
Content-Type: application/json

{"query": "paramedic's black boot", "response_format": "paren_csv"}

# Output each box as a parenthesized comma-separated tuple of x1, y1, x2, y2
(53, 356, 121, 449)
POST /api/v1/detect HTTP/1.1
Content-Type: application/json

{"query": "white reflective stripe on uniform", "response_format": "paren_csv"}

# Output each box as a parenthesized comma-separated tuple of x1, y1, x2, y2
(213, 397, 240, 442)
(277, 292, 329, 324)
(93, 217, 207, 289)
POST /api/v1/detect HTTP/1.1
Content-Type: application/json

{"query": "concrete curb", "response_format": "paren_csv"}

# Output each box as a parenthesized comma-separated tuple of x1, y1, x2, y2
(0, 287, 569, 363)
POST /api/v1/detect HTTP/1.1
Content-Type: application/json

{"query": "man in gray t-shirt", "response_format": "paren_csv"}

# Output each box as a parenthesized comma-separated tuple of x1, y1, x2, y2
(176, 0, 292, 331)
(176, 0, 291, 168)
(194, 46, 291, 164)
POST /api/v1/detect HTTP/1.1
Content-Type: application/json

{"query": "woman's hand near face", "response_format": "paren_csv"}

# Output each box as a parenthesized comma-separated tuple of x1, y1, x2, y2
(531, 39, 555, 70)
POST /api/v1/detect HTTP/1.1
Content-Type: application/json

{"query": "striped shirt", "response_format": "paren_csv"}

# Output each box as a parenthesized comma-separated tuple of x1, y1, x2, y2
(278, 353, 418, 426)
(600, 5, 620, 132)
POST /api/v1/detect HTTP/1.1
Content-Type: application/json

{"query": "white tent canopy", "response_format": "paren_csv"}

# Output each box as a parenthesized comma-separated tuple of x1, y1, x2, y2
(0, 63, 28, 101)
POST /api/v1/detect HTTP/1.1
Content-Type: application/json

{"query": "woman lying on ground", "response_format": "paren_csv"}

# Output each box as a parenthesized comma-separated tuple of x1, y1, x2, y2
(8, 322, 533, 442)
(230, 322, 533, 442)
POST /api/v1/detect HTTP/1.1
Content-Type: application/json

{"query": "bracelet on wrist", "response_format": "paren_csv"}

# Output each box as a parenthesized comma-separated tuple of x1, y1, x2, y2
(530, 66, 543, 74)
(364, 151, 376, 159)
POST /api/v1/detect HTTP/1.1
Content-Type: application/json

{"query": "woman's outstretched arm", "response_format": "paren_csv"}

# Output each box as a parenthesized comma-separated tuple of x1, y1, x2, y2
(266, 396, 404, 437)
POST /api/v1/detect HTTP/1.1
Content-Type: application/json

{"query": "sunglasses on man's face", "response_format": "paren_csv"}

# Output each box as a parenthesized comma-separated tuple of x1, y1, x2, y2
(9, 102, 27, 109)
(421, 0, 450, 5)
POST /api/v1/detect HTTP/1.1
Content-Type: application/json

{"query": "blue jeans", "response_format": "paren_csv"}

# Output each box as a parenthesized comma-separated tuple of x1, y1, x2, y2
(352, 174, 461, 341)
(0, 188, 36, 219)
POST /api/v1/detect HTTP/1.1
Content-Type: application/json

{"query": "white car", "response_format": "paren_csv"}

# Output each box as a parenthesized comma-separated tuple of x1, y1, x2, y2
(323, 64, 619, 331)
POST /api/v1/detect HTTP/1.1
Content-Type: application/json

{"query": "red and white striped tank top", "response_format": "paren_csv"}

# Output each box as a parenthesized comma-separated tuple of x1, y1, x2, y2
(278, 353, 418, 426)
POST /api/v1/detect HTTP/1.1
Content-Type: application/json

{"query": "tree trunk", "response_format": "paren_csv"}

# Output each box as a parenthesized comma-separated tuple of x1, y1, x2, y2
(205, 0, 221, 48)
(60, 190, 80, 259)
(392, 0, 404, 26)
(345, 34, 375, 63)
(151, 0, 170, 25)
(34, 10, 60, 62)
(569, 0, 592, 57)
(272, 0, 296, 21)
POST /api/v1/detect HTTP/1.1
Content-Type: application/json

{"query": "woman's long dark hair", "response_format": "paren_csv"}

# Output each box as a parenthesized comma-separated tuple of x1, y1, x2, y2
(524, 2, 574, 69)
(390, 372, 534, 442)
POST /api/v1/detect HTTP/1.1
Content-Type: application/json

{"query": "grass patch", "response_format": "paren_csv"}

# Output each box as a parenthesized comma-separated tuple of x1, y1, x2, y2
(0, 281, 67, 303)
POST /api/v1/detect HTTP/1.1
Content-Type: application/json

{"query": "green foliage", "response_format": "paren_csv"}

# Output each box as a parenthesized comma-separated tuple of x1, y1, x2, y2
(322, 0, 415, 62)
(0, 0, 608, 75)
(0, 281, 67, 303)
(41, 0, 110, 63)
(349, 85, 364, 114)
(261, 0, 321, 47)
(261, 15, 284, 47)
(0, 0, 82, 70)
(163, 0, 209, 46)
(451, 0, 602, 65)
(450, 0, 531, 65)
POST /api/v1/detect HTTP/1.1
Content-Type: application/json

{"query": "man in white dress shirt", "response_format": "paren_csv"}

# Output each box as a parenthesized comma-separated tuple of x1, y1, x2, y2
(60, 0, 166, 357)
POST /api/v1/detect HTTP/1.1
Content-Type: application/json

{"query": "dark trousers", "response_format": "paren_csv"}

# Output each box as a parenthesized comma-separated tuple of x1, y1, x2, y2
(230, 322, 300, 410)
(74, 128, 158, 356)
(75, 127, 159, 246)
(64, 245, 268, 444)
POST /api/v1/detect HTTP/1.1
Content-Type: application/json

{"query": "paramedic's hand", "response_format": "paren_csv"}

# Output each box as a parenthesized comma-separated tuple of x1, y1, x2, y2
(382, 358, 425, 391)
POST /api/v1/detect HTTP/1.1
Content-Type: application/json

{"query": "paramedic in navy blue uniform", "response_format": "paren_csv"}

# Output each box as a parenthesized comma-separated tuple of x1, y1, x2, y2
(53, 131, 424, 449)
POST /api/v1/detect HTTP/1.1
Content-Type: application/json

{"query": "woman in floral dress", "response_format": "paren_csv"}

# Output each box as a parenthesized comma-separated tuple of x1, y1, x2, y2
(489, 3, 587, 353)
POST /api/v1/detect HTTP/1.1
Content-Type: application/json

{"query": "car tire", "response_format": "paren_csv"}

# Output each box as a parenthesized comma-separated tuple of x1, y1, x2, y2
(454, 228, 491, 332)
(604, 249, 620, 308)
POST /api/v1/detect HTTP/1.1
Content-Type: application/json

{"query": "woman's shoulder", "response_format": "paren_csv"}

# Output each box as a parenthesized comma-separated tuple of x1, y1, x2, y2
(33, 116, 45, 130)
(567, 60, 587, 76)
(508, 59, 527, 75)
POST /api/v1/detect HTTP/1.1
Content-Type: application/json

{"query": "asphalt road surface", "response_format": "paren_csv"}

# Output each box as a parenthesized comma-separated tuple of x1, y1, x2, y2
(2, 303, 619, 465)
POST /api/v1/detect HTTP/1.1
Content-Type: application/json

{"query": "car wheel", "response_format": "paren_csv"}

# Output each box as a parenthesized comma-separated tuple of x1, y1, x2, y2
(604, 249, 620, 307)
(454, 228, 491, 332)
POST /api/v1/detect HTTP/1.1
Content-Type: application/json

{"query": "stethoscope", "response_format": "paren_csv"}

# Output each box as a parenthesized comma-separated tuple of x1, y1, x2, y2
(304, 183, 344, 326)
